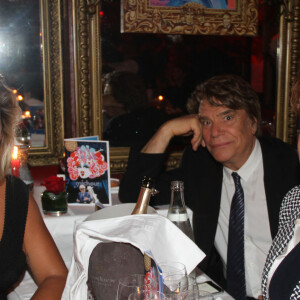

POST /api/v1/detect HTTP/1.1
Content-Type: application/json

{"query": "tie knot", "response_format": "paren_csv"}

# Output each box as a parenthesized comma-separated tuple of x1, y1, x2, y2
(231, 172, 241, 185)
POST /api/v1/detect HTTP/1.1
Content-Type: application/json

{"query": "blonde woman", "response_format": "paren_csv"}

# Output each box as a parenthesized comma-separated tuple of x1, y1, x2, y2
(0, 76, 67, 299)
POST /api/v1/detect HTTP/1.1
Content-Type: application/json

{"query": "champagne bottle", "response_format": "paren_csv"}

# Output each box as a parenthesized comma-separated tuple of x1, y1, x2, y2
(131, 176, 159, 286)
(131, 176, 155, 215)
(88, 176, 158, 299)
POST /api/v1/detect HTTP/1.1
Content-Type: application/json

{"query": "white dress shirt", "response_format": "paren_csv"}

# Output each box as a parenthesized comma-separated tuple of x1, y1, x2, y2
(215, 139, 273, 298)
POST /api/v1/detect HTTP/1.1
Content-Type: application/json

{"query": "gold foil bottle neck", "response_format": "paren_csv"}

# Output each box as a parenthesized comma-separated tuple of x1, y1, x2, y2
(131, 176, 155, 215)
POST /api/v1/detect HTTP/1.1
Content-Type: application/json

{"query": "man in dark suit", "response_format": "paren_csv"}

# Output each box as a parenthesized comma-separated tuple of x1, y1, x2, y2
(76, 185, 92, 203)
(119, 75, 300, 300)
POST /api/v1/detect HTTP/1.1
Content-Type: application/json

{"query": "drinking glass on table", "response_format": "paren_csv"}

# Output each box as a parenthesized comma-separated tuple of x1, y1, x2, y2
(167, 289, 214, 299)
(163, 274, 199, 298)
(158, 261, 187, 278)
(128, 290, 168, 299)
(117, 274, 159, 300)
(162, 274, 190, 294)
(157, 261, 188, 294)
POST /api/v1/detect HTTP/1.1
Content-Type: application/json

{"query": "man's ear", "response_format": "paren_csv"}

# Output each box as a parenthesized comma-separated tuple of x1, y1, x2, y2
(201, 139, 206, 147)
(251, 117, 258, 135)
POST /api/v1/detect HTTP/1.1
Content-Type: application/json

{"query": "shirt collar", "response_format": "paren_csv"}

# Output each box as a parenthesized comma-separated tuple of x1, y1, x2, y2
(223, 138, 262, 182)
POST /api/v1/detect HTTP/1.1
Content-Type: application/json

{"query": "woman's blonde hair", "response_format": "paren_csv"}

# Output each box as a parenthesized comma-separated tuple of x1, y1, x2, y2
(0, 75, 21, 179)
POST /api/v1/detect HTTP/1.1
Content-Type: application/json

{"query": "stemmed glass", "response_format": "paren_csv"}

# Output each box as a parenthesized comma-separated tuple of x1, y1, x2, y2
(157, 261, 188, 288)
(117, 274, 159, 300)
(157, 262, 187, 279)
(163, 274, 190, 294)
(162, 275, 214, 300)
(157, 261, 188, 295)
(163, 274, 199, 297)
(128, 290, 168, 300)
(166, 289, 214, 300)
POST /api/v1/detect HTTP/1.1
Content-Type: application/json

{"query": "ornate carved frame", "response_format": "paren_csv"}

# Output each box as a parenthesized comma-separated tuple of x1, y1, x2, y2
(28, 0, 65, 166)
(121, 0, 258, 36)
(72, 0, 299, 173)
(276, 0, 300, 144)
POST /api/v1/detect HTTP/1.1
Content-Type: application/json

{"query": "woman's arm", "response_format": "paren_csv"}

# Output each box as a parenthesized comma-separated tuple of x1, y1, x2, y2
(23, 193, 68, 299)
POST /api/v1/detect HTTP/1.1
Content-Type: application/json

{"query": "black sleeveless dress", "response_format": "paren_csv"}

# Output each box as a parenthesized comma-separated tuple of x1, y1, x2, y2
(0, 176, 29, 298)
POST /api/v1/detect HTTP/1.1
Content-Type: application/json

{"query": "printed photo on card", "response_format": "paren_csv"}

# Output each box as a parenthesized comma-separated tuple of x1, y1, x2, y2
(64, 138, 112, 206)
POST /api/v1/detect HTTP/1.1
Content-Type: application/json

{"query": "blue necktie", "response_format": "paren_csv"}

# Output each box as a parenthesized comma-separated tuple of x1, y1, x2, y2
(226, 172, 246, 300)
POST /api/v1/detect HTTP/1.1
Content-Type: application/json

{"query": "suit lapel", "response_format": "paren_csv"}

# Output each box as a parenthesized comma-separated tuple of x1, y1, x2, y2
(260, 138, 285, 238)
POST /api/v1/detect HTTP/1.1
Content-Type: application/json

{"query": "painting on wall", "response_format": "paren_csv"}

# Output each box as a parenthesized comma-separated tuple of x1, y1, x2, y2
(121, 0, 257, 36)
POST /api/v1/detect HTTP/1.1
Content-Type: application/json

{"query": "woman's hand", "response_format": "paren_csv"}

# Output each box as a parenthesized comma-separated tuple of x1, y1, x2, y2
(142, 114, 202, 153)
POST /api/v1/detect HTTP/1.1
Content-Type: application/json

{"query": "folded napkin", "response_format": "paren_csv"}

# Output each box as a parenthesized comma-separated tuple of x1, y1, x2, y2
(62, 214, 206, 300)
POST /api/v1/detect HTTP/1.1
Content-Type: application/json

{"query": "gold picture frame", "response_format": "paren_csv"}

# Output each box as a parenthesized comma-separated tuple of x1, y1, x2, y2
(28, 0, 65, 166)
(0, 0, 64, 166)
(121, 0, 258, 36)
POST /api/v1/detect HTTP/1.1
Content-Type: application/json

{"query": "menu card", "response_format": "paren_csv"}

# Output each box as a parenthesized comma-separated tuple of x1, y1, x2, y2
(64, 136, 112, 206)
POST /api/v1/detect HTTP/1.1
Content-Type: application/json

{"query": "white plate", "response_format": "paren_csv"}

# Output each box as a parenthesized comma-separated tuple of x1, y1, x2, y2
(84, 203, 157, 221)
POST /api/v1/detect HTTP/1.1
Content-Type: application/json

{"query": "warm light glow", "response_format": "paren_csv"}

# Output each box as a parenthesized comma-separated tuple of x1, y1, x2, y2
(24, 111, 31, 118)
(12, 146, 18, 160)
(12, 89, 18, 94)
(17, 95, 23, 101)
(158, 95, 164, 101)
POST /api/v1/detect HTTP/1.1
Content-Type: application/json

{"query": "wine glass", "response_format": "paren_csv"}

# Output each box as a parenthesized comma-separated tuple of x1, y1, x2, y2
(157, 261, 187, 279)
(162, 274, 198, 297)
(157, 261, 188, 294)
(167, 289, 214, 300)
(128, 290, 168, 300)
(117, 274, 158, 300)
(163, 274, 190, 294)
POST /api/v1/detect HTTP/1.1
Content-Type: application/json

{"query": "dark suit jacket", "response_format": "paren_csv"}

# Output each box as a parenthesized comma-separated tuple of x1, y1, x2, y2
(77, 191, 92, 203)
(119, 136, 300, 286)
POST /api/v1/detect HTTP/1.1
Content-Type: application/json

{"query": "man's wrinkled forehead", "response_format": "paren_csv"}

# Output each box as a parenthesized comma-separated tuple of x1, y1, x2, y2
(198, 98, 230, 114)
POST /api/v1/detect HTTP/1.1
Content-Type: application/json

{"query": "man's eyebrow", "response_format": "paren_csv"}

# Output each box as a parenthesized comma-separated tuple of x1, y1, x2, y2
(198, 115, 206, 120)
(198, 109, 236, 120)
(216, 109, 235, 117)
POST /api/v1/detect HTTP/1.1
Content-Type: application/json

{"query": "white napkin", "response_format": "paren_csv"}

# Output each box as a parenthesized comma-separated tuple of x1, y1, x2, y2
(62, 214, 206, 300)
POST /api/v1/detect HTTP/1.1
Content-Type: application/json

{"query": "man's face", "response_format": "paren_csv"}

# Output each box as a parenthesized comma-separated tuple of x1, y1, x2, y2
(199, 99, 257, 170)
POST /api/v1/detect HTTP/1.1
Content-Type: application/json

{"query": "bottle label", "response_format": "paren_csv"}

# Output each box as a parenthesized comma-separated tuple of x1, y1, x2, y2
(144, 250, 161, 293)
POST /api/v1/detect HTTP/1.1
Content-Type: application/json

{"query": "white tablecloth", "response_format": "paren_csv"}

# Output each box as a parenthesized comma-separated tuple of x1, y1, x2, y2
(7, 185, 233, 300)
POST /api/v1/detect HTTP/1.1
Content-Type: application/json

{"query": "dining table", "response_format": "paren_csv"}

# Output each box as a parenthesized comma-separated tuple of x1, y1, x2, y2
(7, 183, 233, 300)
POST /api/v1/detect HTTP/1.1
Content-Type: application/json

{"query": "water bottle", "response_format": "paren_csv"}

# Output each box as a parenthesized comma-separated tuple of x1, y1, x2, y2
(167, 180, 195, 242)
